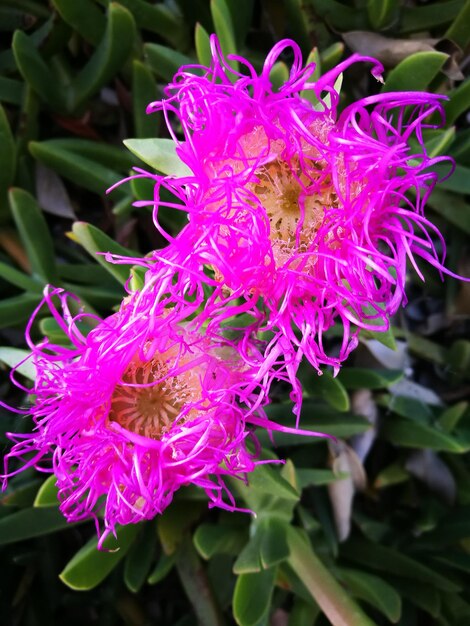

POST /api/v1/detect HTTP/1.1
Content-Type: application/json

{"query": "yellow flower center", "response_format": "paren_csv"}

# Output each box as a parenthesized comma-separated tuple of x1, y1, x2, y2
(108, 349, 202, 439)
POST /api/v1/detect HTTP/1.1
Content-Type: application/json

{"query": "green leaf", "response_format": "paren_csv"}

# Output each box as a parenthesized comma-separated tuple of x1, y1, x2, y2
(269, 61, 289, 91)
(12, 30, 64, 109)
(29, 141, 125, 198)
(132, 60, 158, 139)
(241, 463, 300, 503)
(0, 261, 43, 292)
(157, 500, 206, 555)
(34, 474, 59, 507)
(233, 530, 264, 574)
(107, 0, 187, 48)
(147, 551, 176, 584)
(124, 138, 192, 177)
(70, 3, 135, 112)
(401, 0, 465, 33)
(211, 0, 239, 74)
(426, 189, 470, 235)
(0, 506, 75, 545)
(233, 568, 275, 626)
(263, 403, 371, 442)
(0, 76, 24, 106)
(9, 188, 58, 283)
(438, 402, 468, 432)
(367, 0, 398, 30)
(0, 104, 16, 219)
(309, 0, 366, 30)
(381, 416, 468, 452)
(287, 527, 376, 626)
(0, 347, 34, 380)
(1, 479, 42, 508)
(0, 293, 41, 328)
(194, 523, 247, 559)
(51, 0, 105, 45)
(339, 368, 403, 390)
(259, 517, 291, 569)
(296, 468, 345, 489)
(424, 126, 456, 158)
(361, 323, 397, 351)
(71, 222, 138, 285)
(341, 539, 461, 592)
(195, 22, 212, 67)
(144, 43, 194, 82)
(301, 370, 350, 412)
(281, 0, 311, 55)
(382, 52, 448, 92)
(320, 42, 345, 74)
(124, 521, 157, 593)
(60, 523, 140, 590)
(445, 0, 470, 49)
(445, 78, 470, 126)
(373, 462, 409, 489)
(34, 138, 137, 173)
(337, 568, 401, 623)
(432, 162, 470, 194)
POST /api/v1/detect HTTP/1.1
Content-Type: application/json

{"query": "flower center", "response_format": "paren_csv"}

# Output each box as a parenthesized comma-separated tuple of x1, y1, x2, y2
(108, 350, 202, 439)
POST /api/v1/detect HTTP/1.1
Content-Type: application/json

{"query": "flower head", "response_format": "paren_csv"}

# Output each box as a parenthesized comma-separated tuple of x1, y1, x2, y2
(133, 36, 458, 373)
(2, 286, 269, 543)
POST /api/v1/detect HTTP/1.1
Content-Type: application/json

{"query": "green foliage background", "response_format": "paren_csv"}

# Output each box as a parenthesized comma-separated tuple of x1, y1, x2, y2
(1, 1, 469, 625)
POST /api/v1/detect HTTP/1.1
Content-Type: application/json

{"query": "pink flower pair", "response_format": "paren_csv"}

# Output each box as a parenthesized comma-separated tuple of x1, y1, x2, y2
(3, 36, 460, 539)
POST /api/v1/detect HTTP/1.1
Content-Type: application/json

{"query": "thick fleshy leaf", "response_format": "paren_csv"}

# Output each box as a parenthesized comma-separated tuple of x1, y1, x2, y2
(211, 0, 239, 73)
(0, 346, 35, 380)
(70, 4, 135, 111)
(51, 0, 105, 45)
(29, 141, 125, 198)
(123, 138, 192, 177)
(144, 43, 194, 82)
(0, 104, 16, 220)
(34, 474, 59, 507)
(195, 22, 212, 67)
(0, 261, 42, 292)
(269, 61, 289, 91)
(381, 416, 468, 452)
(71, 222, 139, 285)
(287, 527, 376, 626)
(445, 78, 470, 125)
(194, 523, 247, 559)
(9, 188, 58, 283)
(382, 51, 448, 92)
(426, 189, 470, 235)
(233, 568, 275, 626)
(12, 30, 64, 109)
(367, 0, 398, 30)
(59, 524, 140, 590)
(132, 60, 159, 138)
(0, 507, 75, 545)
(337, 568, 401, 623)
(124, 521, 157, 593)
(433, 163, 470, 194)
(147, 551, 176, 584)
(309, 0, 366, 30)
(0, 293, 41, 329)
(339, 368, 403, 389)
(301, 370, 350, 412)
(445, 0, 470, 48)
(341, 539, 461, 592)
(111, 0, 187, 48)
(401, 0, 465, 33)
(0, 76, 24, 106)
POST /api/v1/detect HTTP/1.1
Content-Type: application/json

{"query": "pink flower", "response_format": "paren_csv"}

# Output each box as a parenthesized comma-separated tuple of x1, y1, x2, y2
(2, 286, 271, 543)
(130, 36, 459, 374)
